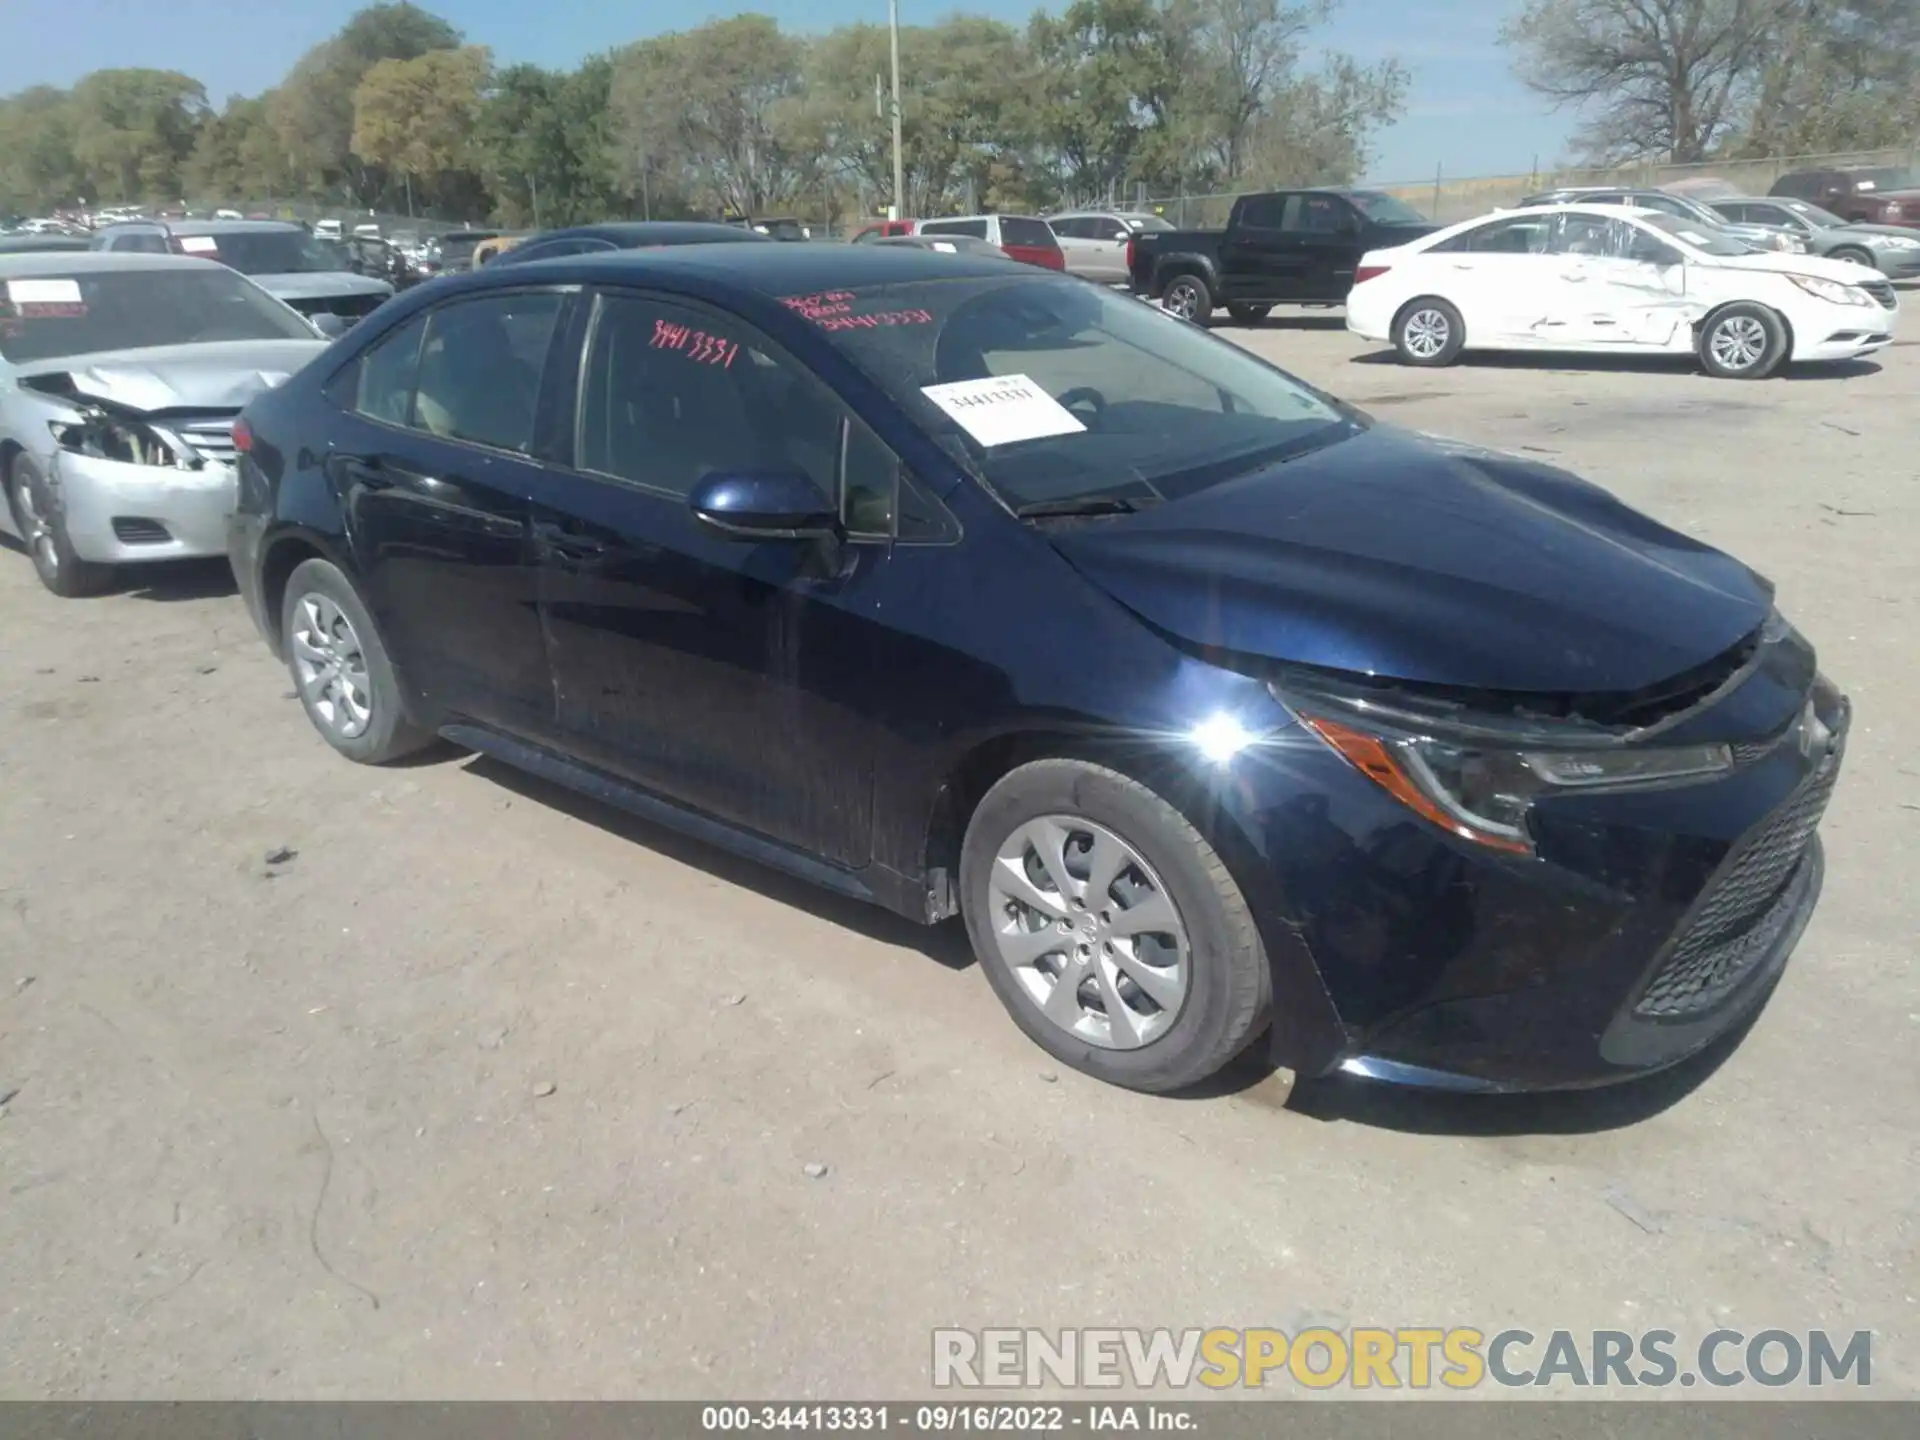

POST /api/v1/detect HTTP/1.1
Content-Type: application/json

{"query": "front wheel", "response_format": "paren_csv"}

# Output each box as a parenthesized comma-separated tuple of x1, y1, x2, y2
(1698, 303, 1787, 379)
(7, 453, 114, 598)
(1226, 303, 1271, 326)
(1159, 274, 1213, 325)
(960, 759, 1269, 1093)
(1826, 246, 1874, 270)
(1392, 297, 1465, 366)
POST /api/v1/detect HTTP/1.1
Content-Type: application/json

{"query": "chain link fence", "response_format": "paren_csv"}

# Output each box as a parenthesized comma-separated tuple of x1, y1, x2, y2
(1147, 145, 1919, 229)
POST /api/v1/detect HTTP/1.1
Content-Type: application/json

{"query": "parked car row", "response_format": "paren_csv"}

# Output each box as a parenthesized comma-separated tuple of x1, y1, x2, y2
(2, 226, 1850, 1106)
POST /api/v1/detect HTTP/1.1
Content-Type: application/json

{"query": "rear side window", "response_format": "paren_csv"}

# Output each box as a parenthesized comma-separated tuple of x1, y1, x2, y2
(406, 292, 564, 452)
(922, 219, 989, 239)
(997, 217, 1056, 248)
(1235, 195, 1287, 230)
(1433, 215, 1551, 255)
(112, 232, 170, 255)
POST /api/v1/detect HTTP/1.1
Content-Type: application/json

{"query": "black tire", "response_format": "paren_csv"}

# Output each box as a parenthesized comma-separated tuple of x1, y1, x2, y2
(1391, 297, 1465, 367)
(1159, 273, 1213, 326)
(1826, 246, 1874, 270)
(280, 557, 433, 765)
(7, 452, 114, 598)
(1226, 303, 1271, 326)
(959, 759, 1269, 1093)
(1697, 302, 1788, 379)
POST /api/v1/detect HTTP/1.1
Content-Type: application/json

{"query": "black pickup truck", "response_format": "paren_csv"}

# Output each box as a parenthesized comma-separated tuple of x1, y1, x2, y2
(1126, 188, 1437, 324)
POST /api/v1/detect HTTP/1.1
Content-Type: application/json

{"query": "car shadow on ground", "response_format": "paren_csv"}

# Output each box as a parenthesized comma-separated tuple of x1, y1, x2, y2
(459, 752, 979, 971)
(1229, 313, 1347, 331)
(1348, 348, 1883, 381)
(118, 557, 238, 602)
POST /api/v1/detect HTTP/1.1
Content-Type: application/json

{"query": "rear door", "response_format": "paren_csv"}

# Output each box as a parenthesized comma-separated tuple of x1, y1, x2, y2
(1424, 213, 1560, 342)
(330, 287, 571, 740)
(1218, 193, 1293, 299)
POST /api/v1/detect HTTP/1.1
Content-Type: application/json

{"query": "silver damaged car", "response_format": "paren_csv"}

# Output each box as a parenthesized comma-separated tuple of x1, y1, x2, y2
(1, 252, 328, 596)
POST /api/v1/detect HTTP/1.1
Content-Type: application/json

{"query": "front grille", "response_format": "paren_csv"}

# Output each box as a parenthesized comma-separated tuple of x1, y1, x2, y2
(175, 419, 237, 464)
(1634, 759, 1837, 1018)
(111, 517, 171, 545)
(1862, 280, 1897, 309)
(287, 291, 385, 322)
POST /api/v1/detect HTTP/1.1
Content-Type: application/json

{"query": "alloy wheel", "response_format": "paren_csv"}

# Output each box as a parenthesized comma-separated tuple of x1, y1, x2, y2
(1162, 282, 1202, 321)
(13, 477, 58, 578)
(1403, 308, 1451, 359)
(1709, 315, 1768, 372)
(986, 815, 1190, 1050)
(290, 592, 374, 739)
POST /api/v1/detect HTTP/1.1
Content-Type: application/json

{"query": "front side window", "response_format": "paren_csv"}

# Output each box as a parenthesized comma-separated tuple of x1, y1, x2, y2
(1283, 195, 1353, 234)
(0, 267, 317, 364)
(997, 217, 1056, 249)
(409, 292, 565, 452)
(1050, 218, 1091, 240)
(576, 291, 944, 541)
(1552, 213, 1624, 257)
(790, 273, 1348, 515)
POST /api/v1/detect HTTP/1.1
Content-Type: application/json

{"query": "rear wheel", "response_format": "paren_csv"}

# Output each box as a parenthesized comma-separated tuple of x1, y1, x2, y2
(7, 453, 113, 598)
(960, 759, 1269, 1093)
(1697, 303, 1787, 379)
(1226, 303, 1271, 326)
(281, 558, 433, 764)
(1160, 274, 1213, 325)
(1392, 297, 1465, 366)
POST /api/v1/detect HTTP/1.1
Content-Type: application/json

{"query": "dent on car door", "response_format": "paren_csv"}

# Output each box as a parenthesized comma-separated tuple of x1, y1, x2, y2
(331, 289, 570, 738)
(532, 288, 908, 869)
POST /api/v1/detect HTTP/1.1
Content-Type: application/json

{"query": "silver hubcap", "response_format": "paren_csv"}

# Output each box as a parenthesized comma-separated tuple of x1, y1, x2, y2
(1710, 315, 1768, 370)
(291, 593, 374, 739)
(1403, 309, 1450, 358)
(986, 816, 1190, 1050)
(1163, 283, 1201, 319)
(14, 479, 57, 574)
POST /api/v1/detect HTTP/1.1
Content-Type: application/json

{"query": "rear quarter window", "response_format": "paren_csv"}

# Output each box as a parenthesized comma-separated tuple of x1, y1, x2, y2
(998, 217, 1057, 248)
(922, 219, 989, 240)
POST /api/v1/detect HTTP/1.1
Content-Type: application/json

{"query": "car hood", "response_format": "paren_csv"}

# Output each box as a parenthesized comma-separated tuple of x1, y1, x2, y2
(1709, 249, 1894, 283)
(1044, 426, 1771, 694)
(12, 339, 326, 412)
(250, 271, 392, 301)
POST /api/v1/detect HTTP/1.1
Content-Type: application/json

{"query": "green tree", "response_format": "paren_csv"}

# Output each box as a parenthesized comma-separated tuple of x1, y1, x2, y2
(67, 68, 207, 203)
(0, 87, 83, 212)
(271, 2, 462, 204)
(351, 43, 491, 212)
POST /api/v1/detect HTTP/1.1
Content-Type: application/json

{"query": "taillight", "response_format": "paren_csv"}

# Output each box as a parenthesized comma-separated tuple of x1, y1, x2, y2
(1354, 265, 1391, 285)
(1125, 236, 1137, 273)
(232, 417, 253, 454)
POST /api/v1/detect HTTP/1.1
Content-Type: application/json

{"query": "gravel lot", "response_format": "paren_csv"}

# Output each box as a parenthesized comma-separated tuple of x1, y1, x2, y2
(1, 314, 1915, 1400)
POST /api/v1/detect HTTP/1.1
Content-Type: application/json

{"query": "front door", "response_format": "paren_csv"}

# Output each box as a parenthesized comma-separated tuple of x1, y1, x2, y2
(532, 288, 905, 869)
(336, 288, 569, 740)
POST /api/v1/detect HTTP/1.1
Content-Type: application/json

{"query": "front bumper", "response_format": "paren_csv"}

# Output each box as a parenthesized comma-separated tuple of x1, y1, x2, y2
(1209, 638, 1848, 1092)
(1870, 249, 1920, 280)
(53, 452, 238, 564)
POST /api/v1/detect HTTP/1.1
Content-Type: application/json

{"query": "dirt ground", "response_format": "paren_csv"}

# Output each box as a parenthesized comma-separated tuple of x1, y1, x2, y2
(1, 315, 1915, 1400)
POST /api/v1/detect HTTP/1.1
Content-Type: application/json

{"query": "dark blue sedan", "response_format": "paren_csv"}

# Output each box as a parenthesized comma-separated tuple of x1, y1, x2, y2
(226, 243, 1848, 1094)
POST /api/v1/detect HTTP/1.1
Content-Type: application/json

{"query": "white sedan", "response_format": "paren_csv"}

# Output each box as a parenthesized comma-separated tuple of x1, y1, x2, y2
(1346, 204, 1899, 378)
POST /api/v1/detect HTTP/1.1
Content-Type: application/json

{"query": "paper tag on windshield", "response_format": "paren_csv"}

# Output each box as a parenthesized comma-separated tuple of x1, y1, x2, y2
(6, 279, 82, 305)
(177, 235, 219, 254)
(920, 374, 1086, 448)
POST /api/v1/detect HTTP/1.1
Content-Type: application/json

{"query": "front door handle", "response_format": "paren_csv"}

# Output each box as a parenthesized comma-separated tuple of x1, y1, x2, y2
(533, 520, 609, 561)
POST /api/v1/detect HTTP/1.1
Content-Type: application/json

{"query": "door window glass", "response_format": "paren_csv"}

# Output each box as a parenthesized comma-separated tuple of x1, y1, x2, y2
(1434, 216, 1552, 254)
(1552, 213, 1624, 257)
(349, 312, 430, 425)
(1283, 196, 1351, 234)
(921, 218, 989, 239)
(410, 292, 564, 452)
(1235, 195, 1287, 230)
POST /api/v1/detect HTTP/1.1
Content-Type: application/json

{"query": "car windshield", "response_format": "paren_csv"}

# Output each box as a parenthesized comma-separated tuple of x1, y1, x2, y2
(0, 267, 315, 363)
(1130, 215, 1174, 232)
(1781, 200, 1848, 228)
(1854, 167, 1918, 191)
(1638, 213, 1755, 257)
(176, 229, 347, 275)
(793, 274, 1351, 511)
(1347, 191, 1428, 225)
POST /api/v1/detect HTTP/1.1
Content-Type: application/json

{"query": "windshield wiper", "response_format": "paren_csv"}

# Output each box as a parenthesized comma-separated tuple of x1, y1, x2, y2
(1014, 494, 1158, 519)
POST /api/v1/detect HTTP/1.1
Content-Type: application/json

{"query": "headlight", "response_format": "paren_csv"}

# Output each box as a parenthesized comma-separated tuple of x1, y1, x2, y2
(1787, 274, 1874, 306)
(1774, 234, 1807, 253)
(1277, 694, 1733, 855)
(1875, 235, 1920, 250)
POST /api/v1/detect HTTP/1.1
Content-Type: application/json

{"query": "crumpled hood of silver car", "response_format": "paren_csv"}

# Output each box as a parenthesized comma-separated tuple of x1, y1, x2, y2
(16, 339, 326, 412)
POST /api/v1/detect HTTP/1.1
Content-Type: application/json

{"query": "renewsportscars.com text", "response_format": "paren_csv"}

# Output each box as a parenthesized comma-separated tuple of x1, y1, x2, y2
(932, 1327, 1873, 1391)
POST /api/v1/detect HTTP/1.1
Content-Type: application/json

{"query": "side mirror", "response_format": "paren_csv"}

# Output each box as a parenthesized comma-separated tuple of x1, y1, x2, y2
(310, 311, 348, 339)
(688, 470, 839, 541)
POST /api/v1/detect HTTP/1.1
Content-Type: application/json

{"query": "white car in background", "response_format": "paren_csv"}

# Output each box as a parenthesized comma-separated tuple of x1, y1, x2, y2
(1346, 204, 1899, 379)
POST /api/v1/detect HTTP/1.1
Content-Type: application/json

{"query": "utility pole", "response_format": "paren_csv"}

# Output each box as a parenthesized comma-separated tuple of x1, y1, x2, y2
(888, 0, 905, 221)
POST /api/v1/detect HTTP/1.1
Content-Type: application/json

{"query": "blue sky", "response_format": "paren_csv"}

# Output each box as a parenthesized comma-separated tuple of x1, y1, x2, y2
(2, 0, 1575, 183)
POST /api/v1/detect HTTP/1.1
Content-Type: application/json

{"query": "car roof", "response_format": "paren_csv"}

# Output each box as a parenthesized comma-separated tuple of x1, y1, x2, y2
(462, 239, 1026, 293)
(533, 222, 770, 246)
(97, 218, 304, 235)
(0, 251, 229, 278)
